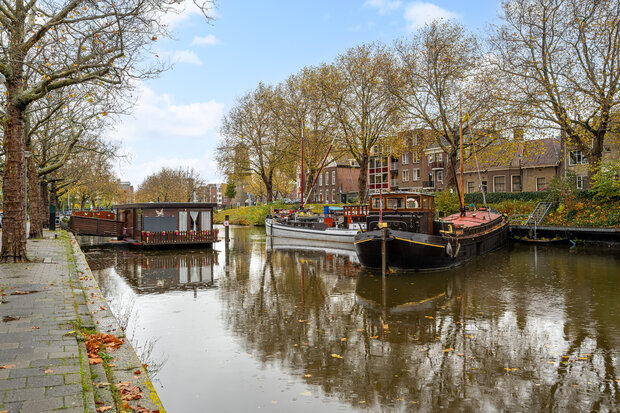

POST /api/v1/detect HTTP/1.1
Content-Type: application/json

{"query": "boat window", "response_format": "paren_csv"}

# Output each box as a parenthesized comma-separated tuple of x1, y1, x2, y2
(422, 198, 430, 209)
(179, 211, 188, 231)
(386, 197, 403, 209)
(406, 197, 420, 209)
(372, 198, 384, 209)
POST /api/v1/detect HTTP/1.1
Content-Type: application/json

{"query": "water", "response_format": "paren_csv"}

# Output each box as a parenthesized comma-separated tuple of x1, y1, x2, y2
(84, 227, 620, 412)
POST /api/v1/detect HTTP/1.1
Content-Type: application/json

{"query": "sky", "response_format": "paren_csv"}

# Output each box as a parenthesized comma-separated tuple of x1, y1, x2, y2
(110, 0, 503, 188)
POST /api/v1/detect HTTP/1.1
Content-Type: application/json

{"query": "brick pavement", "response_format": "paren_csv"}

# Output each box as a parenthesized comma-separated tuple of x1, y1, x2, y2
(0, 231, 164, 413)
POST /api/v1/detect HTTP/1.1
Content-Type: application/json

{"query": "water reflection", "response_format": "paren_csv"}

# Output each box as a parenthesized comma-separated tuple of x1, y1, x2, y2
(85, 228, 620, 412)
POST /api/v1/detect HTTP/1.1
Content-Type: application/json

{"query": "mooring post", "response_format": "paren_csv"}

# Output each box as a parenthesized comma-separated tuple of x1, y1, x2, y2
(381, 225, 387, 277)
(224, 214, 230, 244)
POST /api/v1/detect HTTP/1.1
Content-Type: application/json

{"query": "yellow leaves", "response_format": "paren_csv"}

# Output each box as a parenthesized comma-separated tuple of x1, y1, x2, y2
(331, 353, 343, 359)
(504, 367, 519, 372)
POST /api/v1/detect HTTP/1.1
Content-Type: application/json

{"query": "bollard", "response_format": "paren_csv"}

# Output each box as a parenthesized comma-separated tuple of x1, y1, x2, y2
(224, 215, 230, 244)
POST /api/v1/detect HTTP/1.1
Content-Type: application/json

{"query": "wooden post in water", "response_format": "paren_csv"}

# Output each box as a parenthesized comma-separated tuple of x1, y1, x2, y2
(224, 215, 230, 244)
(381, 225, 387, 277)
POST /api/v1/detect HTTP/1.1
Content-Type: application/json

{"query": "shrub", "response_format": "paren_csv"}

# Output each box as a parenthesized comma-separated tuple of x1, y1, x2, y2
(435, 190, 460, 216)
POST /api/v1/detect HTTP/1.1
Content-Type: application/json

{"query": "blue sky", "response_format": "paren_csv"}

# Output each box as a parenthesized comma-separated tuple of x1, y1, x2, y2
(111, 0, 503, 187)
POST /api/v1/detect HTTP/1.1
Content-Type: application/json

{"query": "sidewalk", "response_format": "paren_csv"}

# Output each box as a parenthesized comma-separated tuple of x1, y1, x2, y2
(0, 231, 164, 413)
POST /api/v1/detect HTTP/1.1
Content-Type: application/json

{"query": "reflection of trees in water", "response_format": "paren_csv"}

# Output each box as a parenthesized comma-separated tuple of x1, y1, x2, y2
(219, 244, 620, 411)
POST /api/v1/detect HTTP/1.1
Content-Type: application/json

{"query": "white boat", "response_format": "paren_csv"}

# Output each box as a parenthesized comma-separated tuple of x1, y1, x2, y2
(265, 216, 361, 243)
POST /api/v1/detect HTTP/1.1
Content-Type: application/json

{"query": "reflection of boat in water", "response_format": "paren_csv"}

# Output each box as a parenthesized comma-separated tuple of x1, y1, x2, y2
(356, 271, 456, 316)
(112, 250, 218, 292)
(266, 235, 359, 264)
(355, 192, 510, 271)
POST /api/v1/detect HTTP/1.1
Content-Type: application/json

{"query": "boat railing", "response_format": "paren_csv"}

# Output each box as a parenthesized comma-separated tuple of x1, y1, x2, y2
(141, 230, 218, 245)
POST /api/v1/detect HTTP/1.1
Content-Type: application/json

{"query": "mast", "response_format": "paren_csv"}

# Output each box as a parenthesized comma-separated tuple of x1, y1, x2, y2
(459, 100, 465, 216)
(300, 132, 304, 209)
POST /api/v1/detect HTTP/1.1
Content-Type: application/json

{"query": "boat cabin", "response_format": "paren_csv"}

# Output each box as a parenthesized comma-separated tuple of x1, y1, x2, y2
(365, 192, 435, 234)
(115, 202, 218, 247)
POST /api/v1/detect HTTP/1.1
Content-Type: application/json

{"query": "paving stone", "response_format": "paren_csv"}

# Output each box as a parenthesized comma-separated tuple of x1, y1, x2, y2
(2, 386, 46, 402)
(0, 377, 26, 390)
(26, 373, 64, 388)
(20, 396, 64, 412)
(45, 383, 82, 397)
(0, 401, 22, 413)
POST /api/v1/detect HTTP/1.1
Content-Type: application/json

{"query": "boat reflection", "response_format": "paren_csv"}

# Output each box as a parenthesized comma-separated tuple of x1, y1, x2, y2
(89, 249, 219, 292)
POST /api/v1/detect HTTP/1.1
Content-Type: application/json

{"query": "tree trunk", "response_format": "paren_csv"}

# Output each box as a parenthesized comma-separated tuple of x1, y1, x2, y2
(444, 149, 458, 190)
(358, 156, 369, 203)
(27, 151, 43, 238)
(40, 181, 50, 228)
(1, 100, 28, 262)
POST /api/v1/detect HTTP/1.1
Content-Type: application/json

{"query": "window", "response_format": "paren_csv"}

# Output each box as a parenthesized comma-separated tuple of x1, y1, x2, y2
(569, 150, 588, 165)
(536, 177, 546, 191)
(437, 153, 443, 162)
(493, 176, 506, 192)
(332, 171, 336, 185)
(412, 152, 420, 163)
(402, 152, 409, 165)
(332, 189, 336, 203)
(325, 172, 329, 185)
(179, 211, 188, 231)
(467, 181, 475, 193)
(319, 191, 323, 202)
(402, 169, 409, 182)
(437, 170, 443, 183)
(428, 154, 434, 164)
(387, 197, 404, 209)
(319, 174, 322, 186)
(413, 168, 421, 181)
(511, 175, 521, 192)
(372, 197, 384, 209)
(481, 180, 488, 193)
(576, 175, 586, 189)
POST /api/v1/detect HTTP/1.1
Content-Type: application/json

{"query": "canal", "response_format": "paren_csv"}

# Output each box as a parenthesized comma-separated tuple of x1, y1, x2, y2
(83, 226, 620, 412)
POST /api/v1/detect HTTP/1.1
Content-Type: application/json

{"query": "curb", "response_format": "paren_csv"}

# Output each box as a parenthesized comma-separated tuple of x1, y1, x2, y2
(68, 233, 166, 412)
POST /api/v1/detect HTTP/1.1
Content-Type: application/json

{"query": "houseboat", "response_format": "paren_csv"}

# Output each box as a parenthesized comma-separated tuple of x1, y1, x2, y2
(354, 192, 509, 271)
(115, 202, 218, 248)
(265, 204, 368, 243)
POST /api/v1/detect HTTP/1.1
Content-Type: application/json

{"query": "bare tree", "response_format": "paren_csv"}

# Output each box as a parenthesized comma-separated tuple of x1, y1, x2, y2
(319, 43, 403, 201)
(135, 166, 204, 203)
(0, 0, 214, 261)
(390, 20, 513, 190)
(217, 84, 289, 203)
(491, 0, 620, 177)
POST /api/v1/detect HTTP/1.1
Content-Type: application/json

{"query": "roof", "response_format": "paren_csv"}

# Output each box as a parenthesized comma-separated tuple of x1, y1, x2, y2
(462, 137, 561, 171)
(114, 202, 217, 209)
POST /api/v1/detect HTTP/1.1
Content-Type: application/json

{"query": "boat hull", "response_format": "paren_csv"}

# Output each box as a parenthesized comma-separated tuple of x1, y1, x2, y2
(265, 217, 359, 243)
(354, 219, 510, 271)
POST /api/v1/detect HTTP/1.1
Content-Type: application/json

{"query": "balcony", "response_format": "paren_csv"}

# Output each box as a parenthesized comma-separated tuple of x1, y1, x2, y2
(423, 180, 435, 189)
(429, 161, 444, 169)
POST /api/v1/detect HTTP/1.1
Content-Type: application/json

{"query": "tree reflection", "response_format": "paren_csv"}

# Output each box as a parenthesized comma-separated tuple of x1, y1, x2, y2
(217, 241, 620, 411)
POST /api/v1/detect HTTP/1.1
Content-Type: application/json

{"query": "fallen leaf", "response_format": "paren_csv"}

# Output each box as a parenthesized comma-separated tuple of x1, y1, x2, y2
(31, 326, 40, 330)
(134, 369, 142, 375)
(95, 382, 111, 388)
(45, 369, 54, 374)
(0, 365, 16, 369)
(2, 316, 19, 322)
(117, 382, 143, 401)
(341, 338, 347, 342)
(11, 290, 38, 295)
(331, 354, 343, 359)
(96, 406, 113, 412)
(300, 391, 312, 397)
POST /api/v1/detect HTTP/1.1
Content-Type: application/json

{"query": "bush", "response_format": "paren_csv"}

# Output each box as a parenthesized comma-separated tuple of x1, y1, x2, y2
(464, 191, 549, 204)
(590, 160, 620, 202)
(435, 190, 460, 216)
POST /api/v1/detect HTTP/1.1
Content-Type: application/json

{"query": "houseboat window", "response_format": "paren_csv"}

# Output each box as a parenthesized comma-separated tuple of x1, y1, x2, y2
(179, 211, 188, 232)
(422, 198, 430, 209)
(406, 197, 420, 208)
(372, 197, 384, 209)
(190, 211, 199, 231)
(386, 197, 403, 209)
(201, 211, 211, 231)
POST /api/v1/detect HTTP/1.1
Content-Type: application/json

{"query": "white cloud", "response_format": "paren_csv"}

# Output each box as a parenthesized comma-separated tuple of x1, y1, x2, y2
(191, 34, 219, 46)
(159, 1, 211, 29)
(109, 84, 225, 185)
(404, 2, 459, 30)
(364, 0, 402, 14)
(173, 50, 202, 66)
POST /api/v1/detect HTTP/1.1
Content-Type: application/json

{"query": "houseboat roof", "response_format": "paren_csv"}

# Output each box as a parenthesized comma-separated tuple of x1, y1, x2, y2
(114, 202, 217, 210)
